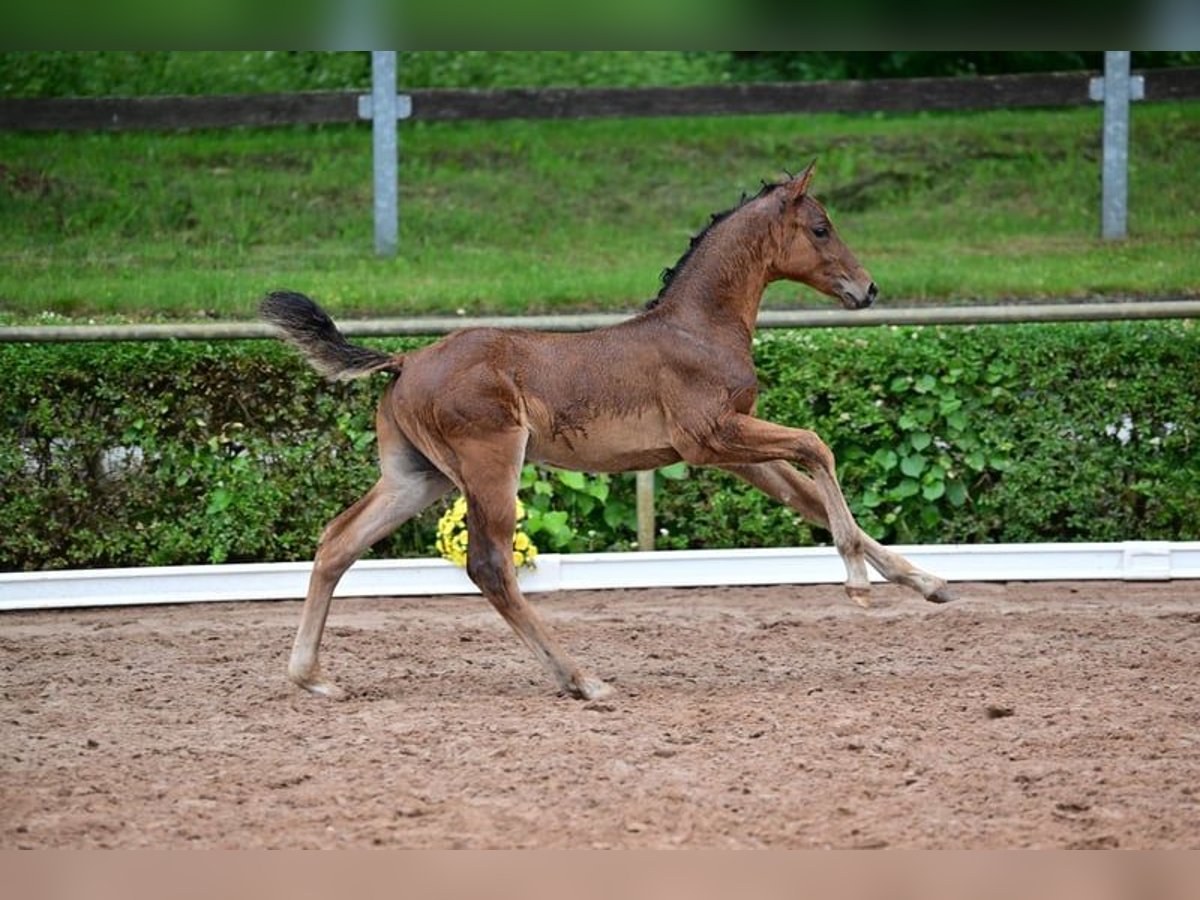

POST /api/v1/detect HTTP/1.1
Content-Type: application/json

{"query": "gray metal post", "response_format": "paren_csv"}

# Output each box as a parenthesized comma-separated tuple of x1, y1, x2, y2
(371, 51, 398, 256)
(1100, 51, 1132, 240)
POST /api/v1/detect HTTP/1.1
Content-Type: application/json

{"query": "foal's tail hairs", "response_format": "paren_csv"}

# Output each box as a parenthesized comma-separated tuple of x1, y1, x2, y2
(259, 291, 403, 381)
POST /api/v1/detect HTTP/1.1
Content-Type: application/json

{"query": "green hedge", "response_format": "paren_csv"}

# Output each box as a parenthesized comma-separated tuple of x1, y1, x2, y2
(2, 320, 1197, 572)
(661, 321, 1200, 549)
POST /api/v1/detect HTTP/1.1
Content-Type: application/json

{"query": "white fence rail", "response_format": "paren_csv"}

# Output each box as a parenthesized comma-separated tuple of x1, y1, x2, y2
(4, 542, 1199, 612)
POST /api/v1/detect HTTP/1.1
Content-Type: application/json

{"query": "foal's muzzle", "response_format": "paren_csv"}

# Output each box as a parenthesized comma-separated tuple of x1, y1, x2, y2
(841, 280, 878, 310)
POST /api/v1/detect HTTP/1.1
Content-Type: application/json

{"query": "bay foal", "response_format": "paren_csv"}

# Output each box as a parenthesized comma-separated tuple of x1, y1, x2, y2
(261, 163, 954, 701)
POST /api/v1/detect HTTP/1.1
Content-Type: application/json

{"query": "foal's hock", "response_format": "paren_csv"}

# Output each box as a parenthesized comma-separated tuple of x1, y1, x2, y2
(261, 163, 954, 701)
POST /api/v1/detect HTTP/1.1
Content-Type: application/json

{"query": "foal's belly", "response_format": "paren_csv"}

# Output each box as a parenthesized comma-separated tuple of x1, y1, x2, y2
(525, 411, 681, 474)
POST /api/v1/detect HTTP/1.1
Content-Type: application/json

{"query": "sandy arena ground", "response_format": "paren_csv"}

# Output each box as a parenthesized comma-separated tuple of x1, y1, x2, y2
(2, 580, 1198, 849)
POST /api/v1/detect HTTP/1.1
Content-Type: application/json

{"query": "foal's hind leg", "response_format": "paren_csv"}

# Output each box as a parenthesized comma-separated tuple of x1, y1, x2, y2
(720, 461, 956, 604)
(289, 439, 452, 699)
(456, 433, 611, 700)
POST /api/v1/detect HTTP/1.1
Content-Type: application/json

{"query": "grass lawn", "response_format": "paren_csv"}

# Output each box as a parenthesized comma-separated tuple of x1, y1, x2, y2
(1, 101, 1197, 324)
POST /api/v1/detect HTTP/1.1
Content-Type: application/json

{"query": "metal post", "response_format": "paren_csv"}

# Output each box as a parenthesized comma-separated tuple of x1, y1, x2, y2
(1098, 52, 1133, 240)
(371, 51, 398, 256)
(636, 471, 656, 551)
(1101, 51, 1131, 240)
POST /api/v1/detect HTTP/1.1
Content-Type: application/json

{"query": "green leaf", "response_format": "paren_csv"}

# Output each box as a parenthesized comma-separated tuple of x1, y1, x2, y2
(658, 461, 689, 480)
(900, 454, 927, 477)
(922, 481, 946, 501)
(861, 489, 883, 508)
(946, 480, 968, 507)
(946, 410, 969, 432)
(871, 448, 899, 470)
(556, 469, 587, 490)
(892, 478, 920, 500)
(528, 509, 572, 541)
(909, 431, 932, 451)
(914, 374, 937, 393)
(603, 501, 633, 530)
(206, 487, 232, 515)
(965, 450, 986, 471)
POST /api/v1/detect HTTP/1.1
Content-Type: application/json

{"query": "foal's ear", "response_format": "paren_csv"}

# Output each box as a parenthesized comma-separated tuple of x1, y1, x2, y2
(785, 160, 817, 203)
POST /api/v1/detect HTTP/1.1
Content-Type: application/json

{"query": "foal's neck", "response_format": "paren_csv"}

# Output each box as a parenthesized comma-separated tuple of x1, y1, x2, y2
(650, 209, 775, 341)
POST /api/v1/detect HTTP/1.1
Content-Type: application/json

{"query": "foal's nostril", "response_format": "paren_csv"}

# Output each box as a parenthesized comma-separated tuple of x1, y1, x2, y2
(866, 282, 878, 304)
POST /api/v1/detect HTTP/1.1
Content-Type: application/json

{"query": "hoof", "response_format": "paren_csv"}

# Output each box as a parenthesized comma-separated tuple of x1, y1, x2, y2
(305, 680, 348, 701)
(925, 584, 958, 604)
(290, 671, 348, 701)
(570, 676, 614, 701)
(845, 586, 872, 609)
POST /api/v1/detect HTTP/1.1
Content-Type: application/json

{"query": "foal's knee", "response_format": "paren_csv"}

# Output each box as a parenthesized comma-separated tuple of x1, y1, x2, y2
(466, 544, 509, 597)
(312, 540, 355, 582)
(796, 432, 837, 476)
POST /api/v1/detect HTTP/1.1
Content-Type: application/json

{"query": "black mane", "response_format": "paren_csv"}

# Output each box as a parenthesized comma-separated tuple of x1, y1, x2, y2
(644, 179, 784, 311)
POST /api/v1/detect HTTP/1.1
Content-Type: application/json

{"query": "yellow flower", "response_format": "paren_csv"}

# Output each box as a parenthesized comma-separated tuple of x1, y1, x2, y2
(435, 495, 538, 571)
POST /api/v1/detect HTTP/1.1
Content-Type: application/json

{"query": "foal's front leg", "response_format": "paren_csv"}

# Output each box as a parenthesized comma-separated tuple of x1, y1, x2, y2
(720, 461, 956, 604)
(676, 413, 873, 604)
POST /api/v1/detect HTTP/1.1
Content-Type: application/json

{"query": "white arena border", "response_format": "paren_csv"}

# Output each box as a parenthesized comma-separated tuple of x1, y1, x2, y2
(3, 542, 1199, 612)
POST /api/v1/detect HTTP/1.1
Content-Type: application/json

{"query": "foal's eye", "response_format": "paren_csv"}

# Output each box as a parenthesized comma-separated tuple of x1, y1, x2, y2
(812, 225, 830, 239)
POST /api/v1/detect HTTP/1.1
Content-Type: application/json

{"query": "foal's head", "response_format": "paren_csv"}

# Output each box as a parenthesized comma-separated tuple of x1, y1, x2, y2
(768, 162, 877, 310)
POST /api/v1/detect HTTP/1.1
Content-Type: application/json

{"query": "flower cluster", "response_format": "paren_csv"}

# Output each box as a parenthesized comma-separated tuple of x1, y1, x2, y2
(435, 495, 538, 570)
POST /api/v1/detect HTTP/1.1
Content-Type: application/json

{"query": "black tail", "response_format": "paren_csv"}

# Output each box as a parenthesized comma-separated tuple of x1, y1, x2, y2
(259, 291, 402, 381)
